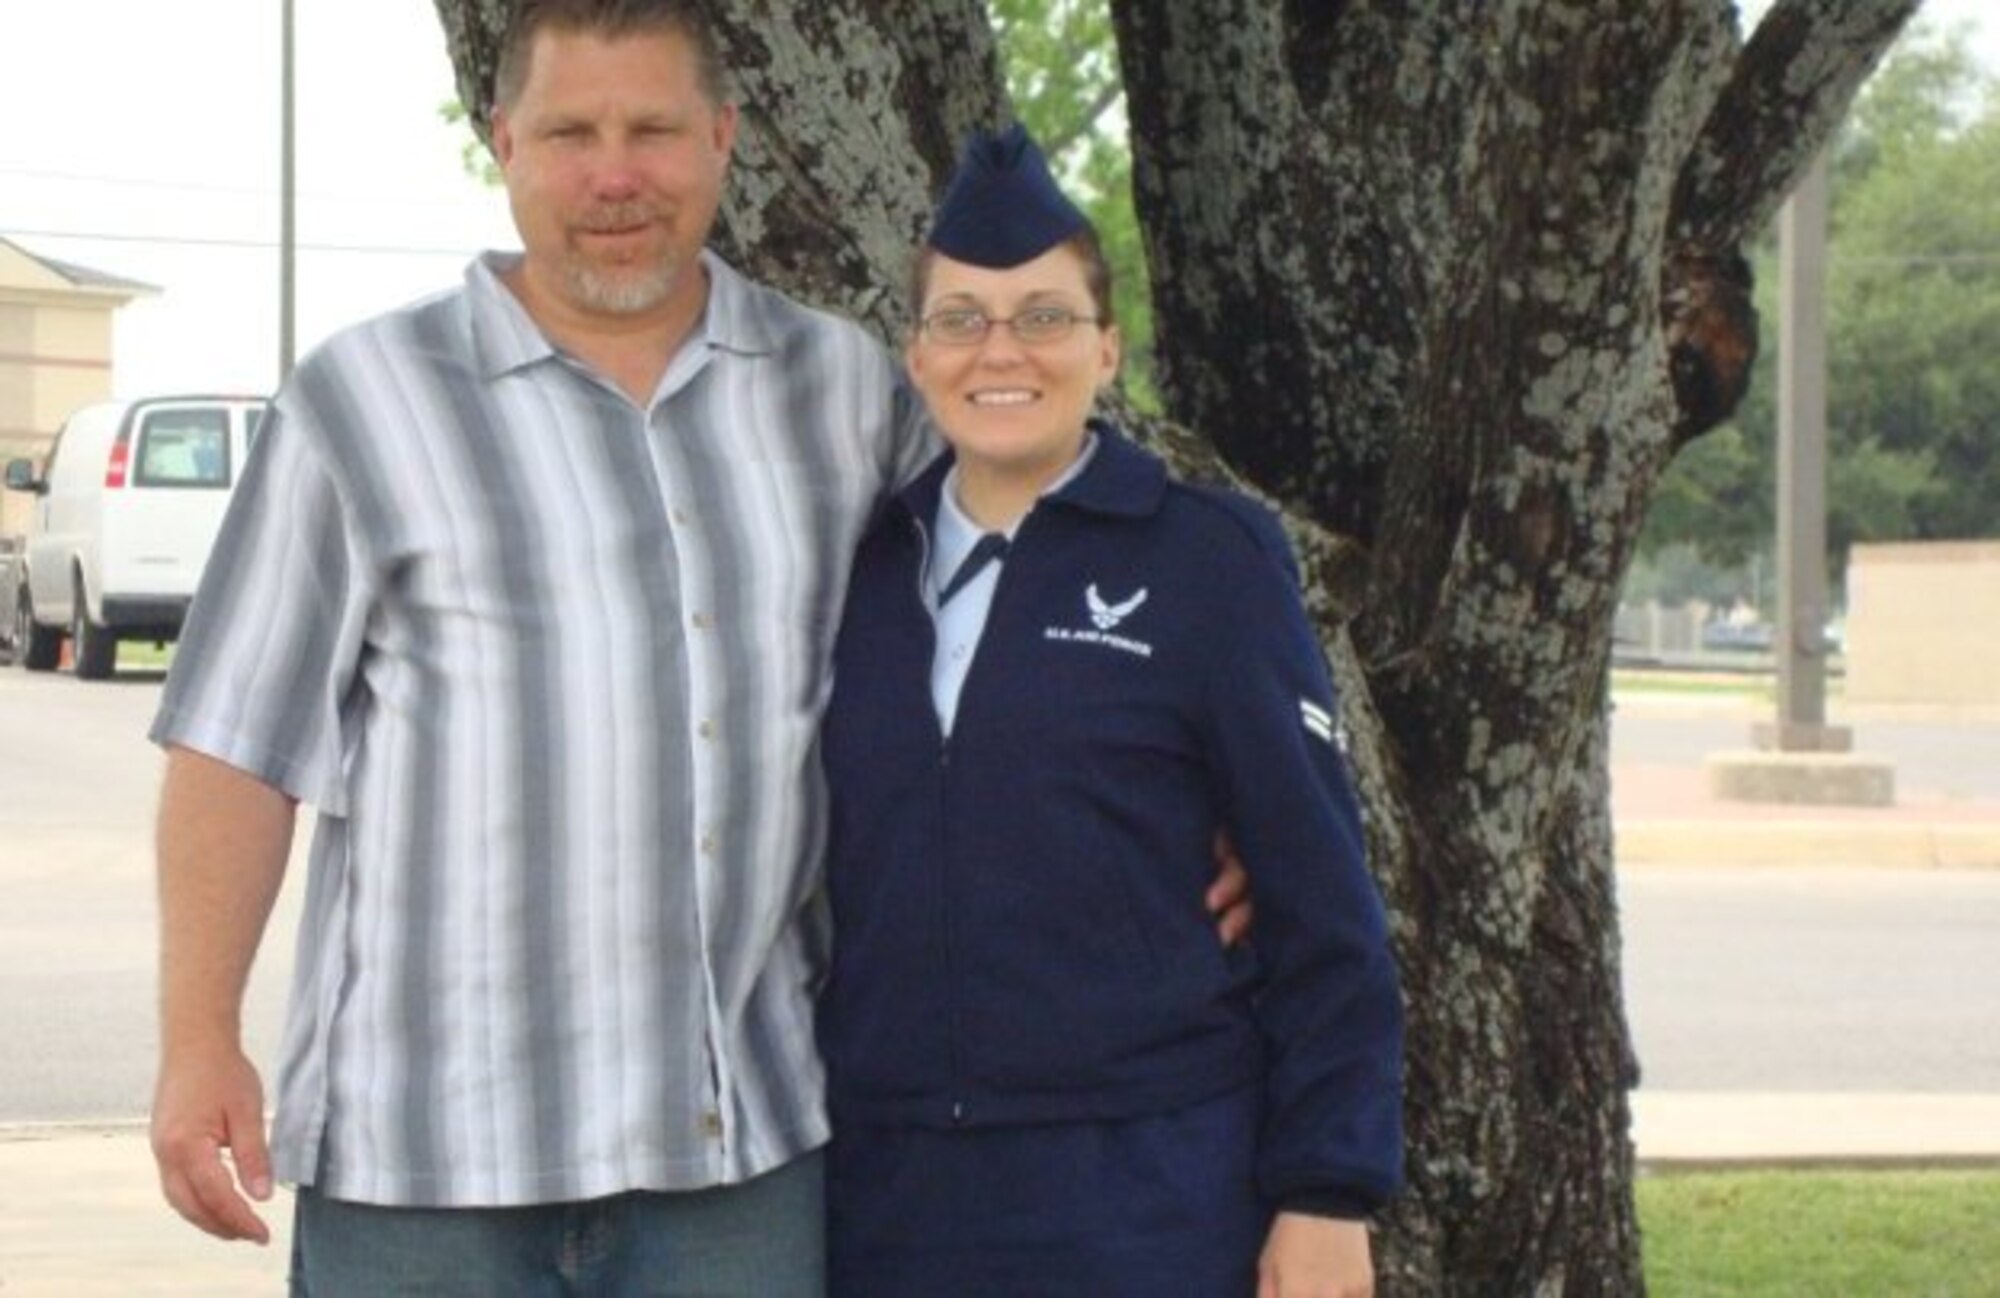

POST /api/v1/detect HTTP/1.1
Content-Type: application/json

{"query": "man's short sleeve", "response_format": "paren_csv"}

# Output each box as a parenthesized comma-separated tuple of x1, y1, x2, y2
(149, 404, 369, 815)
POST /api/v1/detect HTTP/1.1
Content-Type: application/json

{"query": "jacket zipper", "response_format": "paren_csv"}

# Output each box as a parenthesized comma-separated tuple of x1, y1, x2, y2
(912, 513, 970, 1125)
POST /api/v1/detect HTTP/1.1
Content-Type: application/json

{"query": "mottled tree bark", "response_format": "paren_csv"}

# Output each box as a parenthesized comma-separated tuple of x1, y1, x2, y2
(1106, 3, 1915, 1290)
(435, 1, 1917, 1290)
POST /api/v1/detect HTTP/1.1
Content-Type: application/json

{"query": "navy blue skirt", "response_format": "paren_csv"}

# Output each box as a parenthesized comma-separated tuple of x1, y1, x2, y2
(827, 1086, 1269, 1297)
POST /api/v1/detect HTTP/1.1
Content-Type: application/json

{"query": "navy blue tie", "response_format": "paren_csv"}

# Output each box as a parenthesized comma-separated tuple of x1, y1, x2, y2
(939, 533, 1009, 605)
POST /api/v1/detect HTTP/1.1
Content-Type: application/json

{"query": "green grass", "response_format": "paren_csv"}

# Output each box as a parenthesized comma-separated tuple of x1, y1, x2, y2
(1613, 669, 1774, 699)
(1610, 671, 1851, 704)
(117, 641, 173, 669)
(1640, 1169, 2000, 1297)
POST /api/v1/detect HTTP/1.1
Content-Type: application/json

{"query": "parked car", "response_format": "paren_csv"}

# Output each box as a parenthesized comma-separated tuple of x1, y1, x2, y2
(0, 537, 20, 665)
(1699, 620, 1774, 653)
(4, 395, 268, 679)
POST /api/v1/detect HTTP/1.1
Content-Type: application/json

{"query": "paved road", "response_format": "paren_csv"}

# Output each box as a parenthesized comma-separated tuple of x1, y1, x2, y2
(1622, 866, 2000, 1092)
(2, 668, 1995, 1124)
(3, 667, 1992, 1297)
(0, 670, 299, 1124)
(0, 668, 166, 832)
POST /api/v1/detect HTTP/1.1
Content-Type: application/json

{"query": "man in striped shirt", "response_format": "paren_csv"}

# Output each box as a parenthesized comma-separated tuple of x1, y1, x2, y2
(146, 3, 931, 1292)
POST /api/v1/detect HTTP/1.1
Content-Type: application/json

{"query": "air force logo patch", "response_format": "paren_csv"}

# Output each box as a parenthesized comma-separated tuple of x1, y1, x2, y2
(1046, 583, 1154, 658)
(1086, 583, 1148, 630)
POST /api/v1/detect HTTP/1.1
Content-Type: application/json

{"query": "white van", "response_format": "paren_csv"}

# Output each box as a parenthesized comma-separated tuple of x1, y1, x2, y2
(4, 395, 268, 679)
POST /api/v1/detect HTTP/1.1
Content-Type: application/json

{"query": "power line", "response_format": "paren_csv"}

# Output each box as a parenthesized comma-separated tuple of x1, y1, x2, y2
(0, 163, 492, 208)
(1832, 251, 2000, 267)
(0, 164, 286, 200)
(0, 226, 494, 258)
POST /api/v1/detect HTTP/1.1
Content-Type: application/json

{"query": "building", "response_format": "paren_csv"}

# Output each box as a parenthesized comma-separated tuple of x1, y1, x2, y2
(1846, 540, 2000, 708)
(1, 237, 157, 538)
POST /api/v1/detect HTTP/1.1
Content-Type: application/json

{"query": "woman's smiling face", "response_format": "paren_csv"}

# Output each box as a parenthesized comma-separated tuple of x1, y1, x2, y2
(906, 242, 1121, 485)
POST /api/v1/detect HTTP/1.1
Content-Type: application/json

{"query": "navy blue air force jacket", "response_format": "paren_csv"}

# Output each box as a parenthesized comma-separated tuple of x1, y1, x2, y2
(817, 422, 1404, 1213)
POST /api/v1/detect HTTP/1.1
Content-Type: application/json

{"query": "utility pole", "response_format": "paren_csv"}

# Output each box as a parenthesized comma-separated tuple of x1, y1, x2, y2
(1762, 151, 1846, 753)
(1710, 148, 1892, 806)
(279, 0, 297, 383)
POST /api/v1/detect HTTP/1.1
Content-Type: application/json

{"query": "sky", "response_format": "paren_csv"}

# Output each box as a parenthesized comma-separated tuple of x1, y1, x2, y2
(3, 0, 515, 397)
(2, 1, 1994, 400)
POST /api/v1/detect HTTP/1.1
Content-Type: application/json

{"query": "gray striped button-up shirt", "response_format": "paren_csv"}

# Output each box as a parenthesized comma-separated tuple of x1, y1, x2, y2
(151, 251, 933, 1206)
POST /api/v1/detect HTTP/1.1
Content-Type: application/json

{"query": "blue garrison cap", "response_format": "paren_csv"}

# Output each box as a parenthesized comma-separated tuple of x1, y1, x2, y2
(926, 123, 1089, 269)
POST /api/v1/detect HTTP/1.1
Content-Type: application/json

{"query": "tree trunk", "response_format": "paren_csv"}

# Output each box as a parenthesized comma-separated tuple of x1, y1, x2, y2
(435, 1, 1918, 1290)
(1105, 2, 1914, 1290)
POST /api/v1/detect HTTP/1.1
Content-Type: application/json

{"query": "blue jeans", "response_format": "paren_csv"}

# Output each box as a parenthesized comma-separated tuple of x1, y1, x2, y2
(291, 1151, 824, 1297)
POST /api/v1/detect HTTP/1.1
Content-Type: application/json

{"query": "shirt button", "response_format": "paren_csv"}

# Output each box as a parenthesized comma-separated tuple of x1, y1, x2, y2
(702, 1111, 724, 1138)
(672, 508, 691, 526)
(691, 612, 712, 631)
(700, 833, 718, 855)
(698, 719, 716, 739)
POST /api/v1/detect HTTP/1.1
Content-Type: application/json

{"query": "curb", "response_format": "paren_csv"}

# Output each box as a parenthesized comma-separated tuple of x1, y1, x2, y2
(1616, 820, 2000, 869)
(1630, 1092, 2000, 1168)
(0, 1119, 148, 1143)
(1639, 1153, 2000, 1173)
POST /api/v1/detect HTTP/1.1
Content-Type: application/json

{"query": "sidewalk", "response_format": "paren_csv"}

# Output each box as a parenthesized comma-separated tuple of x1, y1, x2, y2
(8, 1095, 2000, 1297)
(1612, 690, 2000, 870)
(6, 691, 1997, 1295)
(0, 1123, 289, 1297)
(1614, 761, 2000, 868)
(1631, 1092, 2000, 1169)
(1613, 695, 2000, 1164)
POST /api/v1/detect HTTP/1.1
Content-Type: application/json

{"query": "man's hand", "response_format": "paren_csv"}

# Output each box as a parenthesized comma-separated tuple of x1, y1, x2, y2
(153, 747, 296, 1245)
(1206, 829, 1254, 946)
(1258, 1212, 1373, 1298)
(151, 1043, 274, 1244)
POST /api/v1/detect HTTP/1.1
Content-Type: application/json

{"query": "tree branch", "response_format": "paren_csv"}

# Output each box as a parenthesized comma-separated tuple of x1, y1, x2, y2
(1661, 0, 1919, 446)
(1671, 0, 1920, 253)
(1041, 80, 1125, 158)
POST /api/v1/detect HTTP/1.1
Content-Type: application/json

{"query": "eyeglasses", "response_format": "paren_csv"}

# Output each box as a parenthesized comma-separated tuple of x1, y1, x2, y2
(918, 305, 1101, 347)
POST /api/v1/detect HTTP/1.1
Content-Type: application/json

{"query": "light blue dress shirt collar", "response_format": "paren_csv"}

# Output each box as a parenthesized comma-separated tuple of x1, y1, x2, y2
(930, 432, 1099, 733)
